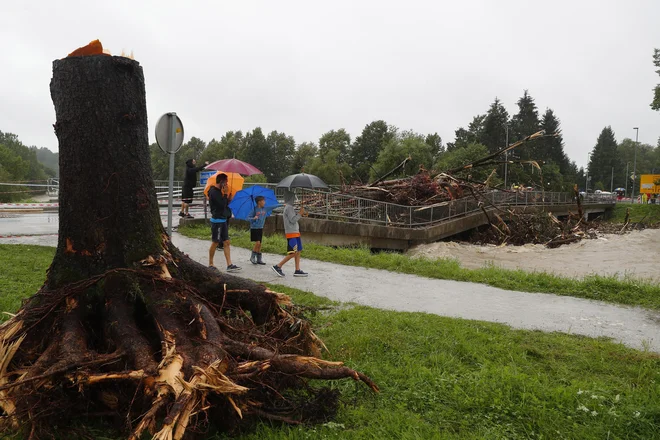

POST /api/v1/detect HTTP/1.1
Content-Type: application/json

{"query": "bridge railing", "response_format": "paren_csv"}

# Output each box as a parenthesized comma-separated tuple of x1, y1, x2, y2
(296, 189, 615, 228)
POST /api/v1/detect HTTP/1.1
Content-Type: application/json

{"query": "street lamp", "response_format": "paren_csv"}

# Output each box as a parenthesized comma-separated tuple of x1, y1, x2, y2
(632, 127, 639, 203)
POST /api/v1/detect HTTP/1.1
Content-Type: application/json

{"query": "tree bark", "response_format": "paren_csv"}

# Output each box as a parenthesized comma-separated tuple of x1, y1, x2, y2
(48, 56, 164, 287)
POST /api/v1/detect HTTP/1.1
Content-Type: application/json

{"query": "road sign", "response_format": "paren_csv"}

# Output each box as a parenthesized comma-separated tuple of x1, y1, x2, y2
(155, 113, 184, 154)
(155, 113, 185, 236)
(200, 170, 215, 185)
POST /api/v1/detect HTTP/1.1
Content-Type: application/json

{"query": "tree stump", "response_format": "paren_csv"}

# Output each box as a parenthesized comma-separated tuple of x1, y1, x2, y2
(0, 54, 376, 440)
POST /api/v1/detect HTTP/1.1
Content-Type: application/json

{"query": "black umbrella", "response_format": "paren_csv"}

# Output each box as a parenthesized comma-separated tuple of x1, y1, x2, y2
(276, 173, 328, 189)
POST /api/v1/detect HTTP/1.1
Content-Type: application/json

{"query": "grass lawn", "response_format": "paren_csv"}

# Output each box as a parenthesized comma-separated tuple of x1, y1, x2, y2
(179, 224, 660, 310)
(0, 244, 659, 439)
(606, 203, 660, 224)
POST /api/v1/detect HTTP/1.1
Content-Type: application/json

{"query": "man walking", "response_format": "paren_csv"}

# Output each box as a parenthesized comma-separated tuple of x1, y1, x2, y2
(180, 158, 208, 218)
(208, 174, 241, 273)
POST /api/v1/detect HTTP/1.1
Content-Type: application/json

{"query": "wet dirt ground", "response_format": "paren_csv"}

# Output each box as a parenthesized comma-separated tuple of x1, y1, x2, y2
(408, 229, 660, 281)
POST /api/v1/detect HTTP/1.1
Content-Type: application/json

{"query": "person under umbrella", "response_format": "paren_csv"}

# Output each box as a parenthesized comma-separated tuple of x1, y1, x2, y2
(271, 190, 308, 277)
(228, 185, 280, 265)
(208, 174, 241, 273)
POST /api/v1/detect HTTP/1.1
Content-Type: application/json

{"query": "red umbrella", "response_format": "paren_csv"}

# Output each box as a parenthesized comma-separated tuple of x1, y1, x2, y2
(206, 158, 262, 176)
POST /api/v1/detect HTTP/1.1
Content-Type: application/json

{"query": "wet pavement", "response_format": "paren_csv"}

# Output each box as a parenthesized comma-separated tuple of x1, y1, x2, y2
(2, 213, 658, 353)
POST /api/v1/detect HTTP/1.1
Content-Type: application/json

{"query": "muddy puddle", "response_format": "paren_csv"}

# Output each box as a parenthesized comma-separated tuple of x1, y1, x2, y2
(408, 229, 660, 281)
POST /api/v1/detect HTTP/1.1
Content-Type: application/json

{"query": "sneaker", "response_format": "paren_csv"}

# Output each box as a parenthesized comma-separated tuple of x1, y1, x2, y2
(178, 211, 185, 218)
(250, 252, 258, 265)
(271, 265, 285, 277)
(185, 214, 194, 219)
(226, 264, 241, 273)
(217, 243, 223, 250)
(208, 265, 220, 273)
(293, 270, 308, 277)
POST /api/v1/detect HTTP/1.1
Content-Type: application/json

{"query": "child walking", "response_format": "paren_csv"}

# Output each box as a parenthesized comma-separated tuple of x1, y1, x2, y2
(248, 196, 267, 265)
(272, 190, 308, 277)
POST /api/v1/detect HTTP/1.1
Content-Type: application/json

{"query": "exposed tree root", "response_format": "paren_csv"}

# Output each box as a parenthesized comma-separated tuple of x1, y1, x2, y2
(0, 251, 377, 439)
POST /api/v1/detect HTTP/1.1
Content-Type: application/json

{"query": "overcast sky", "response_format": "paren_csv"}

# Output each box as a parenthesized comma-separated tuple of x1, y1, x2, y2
(2, 0, 659, 168)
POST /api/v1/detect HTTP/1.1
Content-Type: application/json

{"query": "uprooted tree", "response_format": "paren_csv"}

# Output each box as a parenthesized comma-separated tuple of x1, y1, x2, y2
(0, 52, 377, 440)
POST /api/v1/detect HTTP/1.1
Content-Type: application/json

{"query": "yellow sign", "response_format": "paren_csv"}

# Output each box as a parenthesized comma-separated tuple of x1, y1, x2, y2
(639, 174, 660, 194)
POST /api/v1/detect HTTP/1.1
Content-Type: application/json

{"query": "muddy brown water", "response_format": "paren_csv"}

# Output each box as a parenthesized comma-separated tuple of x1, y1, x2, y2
(408, 229, 660, 281)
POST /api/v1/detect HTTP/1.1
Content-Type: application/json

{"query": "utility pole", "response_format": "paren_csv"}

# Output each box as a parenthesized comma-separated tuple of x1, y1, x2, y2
(632, 127, 639, 203)
(504, 123, 509, 189)
(610, 167, 614, 192)
(586, 152, 591, 193)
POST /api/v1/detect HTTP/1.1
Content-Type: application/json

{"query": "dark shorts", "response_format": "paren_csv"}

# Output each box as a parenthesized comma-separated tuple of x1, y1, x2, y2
(287, 236, 303, 254)
(182, 187, 194, 204)
(211, 222, 229, 243)
(251, 228, 263, 242)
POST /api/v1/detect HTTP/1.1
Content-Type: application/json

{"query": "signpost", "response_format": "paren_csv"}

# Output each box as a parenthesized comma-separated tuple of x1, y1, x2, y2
(155, 113, 184, 236)
(200, 170, 215, 219)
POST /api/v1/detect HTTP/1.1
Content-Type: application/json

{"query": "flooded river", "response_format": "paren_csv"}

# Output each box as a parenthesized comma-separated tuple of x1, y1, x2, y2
(408, 229, 660, 281)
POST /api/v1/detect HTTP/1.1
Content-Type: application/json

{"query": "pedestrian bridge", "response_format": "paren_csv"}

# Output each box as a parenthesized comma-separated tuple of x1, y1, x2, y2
(183, 189, 616, 250)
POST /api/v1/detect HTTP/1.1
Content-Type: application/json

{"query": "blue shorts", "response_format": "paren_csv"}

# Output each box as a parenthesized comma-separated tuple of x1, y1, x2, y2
(287, 237, 303, 254)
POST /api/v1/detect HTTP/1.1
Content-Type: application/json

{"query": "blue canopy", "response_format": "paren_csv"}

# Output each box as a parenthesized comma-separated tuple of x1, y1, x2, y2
(229, 185, 279, 221)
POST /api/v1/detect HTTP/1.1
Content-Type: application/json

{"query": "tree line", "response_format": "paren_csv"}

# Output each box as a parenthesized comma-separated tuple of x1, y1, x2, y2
(0, 130, 57, 202)
(150, 90, 583, 192)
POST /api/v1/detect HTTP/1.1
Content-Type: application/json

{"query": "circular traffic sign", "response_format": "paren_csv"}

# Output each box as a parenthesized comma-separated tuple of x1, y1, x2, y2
(155, 112, 184, 154)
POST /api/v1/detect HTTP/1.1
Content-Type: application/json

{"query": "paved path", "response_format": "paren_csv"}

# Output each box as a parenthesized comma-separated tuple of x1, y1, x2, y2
(2, 232, 659, 353)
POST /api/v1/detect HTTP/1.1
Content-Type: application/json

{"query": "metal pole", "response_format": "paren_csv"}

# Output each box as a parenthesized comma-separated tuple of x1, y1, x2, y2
(632, 128, 639, 203)
(167, 113, 177, 236)
(504, 124, 509, 189)
(625, 162, 629, 198)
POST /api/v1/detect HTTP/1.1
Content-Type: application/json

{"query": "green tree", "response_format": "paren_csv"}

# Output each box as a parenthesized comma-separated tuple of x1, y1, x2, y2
(617, 138, 659, 194)
(292, 142, 318, 173)
(479, 98, 510, 154)
(0, 130, 53, 201)
(372, 131, 433, 180)
(242, 128, 275, 180)
(33, 147, 59, 177)
(319, 129, 350, 162)
(588, 127, 623, 192)
(435, 143, 492, 181)
(349, 120, 395, 183)
(447, 115, 485, 151)
(149, 143, 169, 181)
(308, 149, 353, 185)
(424, 133, 444, 157)
(652, 48, 660, 111)
(538, 109, 569, 170)
(266, 130, 296, 181)
(200, 131, 245, 164)
(510, 90, 540, 158)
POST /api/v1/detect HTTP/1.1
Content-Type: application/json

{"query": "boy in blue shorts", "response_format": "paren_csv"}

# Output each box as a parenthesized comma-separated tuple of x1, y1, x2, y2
(271, 190, 308, 277)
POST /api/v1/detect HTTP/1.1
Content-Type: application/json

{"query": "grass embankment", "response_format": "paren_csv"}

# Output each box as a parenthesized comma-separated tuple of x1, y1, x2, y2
(179, 225, 660, 310)
(606, 204, 660, 224)
(1, 245, 659, 439)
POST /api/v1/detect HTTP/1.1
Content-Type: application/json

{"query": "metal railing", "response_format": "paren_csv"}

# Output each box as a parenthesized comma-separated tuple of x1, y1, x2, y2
(1, 178, 616, 228)
(295, 189, 616, 228)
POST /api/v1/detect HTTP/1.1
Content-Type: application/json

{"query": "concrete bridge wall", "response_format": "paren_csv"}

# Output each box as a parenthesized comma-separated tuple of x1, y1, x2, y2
(182, 203, 613, 251)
